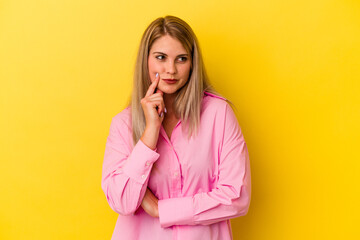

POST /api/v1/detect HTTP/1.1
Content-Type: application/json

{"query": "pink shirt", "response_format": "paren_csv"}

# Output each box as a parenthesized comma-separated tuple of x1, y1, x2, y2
(101, 92, 251, 240)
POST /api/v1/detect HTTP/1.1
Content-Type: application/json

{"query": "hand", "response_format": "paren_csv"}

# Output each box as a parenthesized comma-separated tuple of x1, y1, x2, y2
(140, 73, 166, 129)
(141, 188, 159, 218)
(140, 73, 166, 150)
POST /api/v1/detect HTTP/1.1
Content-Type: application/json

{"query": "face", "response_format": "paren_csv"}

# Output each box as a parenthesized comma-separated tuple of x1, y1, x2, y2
(148, 34, 191, 95)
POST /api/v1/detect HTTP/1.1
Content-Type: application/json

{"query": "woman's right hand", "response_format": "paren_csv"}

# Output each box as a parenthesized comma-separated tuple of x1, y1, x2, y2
(140, 73, 166, 150)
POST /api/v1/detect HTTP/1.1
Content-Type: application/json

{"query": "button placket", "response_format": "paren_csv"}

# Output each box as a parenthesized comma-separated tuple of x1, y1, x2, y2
(162, 124, 183, 197)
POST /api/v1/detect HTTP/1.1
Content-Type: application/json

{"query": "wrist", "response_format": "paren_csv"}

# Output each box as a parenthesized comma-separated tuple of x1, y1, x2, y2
(141, 127, 160, 150)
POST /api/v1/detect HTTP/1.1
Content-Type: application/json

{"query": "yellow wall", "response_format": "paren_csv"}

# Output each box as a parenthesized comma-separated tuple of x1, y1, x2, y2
(1, 0, 359, 239)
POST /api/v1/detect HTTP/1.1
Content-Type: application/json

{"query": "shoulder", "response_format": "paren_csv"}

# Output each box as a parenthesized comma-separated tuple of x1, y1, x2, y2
(203, 91, 227, 101)
(201, 91, 235, 128)
(202, 92, 241, 135)
(111, 106, 132, 128)
(202, 91, 229, 113)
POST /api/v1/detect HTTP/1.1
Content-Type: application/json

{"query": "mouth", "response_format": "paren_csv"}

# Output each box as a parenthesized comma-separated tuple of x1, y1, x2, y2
(162, 79, 178, 84)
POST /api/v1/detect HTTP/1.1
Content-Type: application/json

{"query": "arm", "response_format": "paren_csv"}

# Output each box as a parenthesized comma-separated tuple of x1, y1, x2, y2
(158, 103, 251, 228)
(101, 116, 160, 216)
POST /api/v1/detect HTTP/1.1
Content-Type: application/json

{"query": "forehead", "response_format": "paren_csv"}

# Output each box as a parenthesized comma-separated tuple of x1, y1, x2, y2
(150, 35, 188, 55)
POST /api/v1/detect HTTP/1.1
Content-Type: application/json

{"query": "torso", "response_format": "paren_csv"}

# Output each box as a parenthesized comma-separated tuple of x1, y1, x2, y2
(162, 114, 179, 140)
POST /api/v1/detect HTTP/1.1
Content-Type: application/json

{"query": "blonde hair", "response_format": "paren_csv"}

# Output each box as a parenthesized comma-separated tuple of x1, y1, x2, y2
(130, 15, 229, 146)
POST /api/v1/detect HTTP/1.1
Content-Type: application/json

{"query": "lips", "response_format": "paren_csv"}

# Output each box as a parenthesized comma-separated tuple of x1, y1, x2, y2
(162, 79, 178, 84)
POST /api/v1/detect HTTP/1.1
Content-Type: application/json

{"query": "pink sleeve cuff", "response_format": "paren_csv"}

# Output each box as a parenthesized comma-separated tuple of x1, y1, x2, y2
(158, 196, 194, 228)
(122, 139, 160, 184)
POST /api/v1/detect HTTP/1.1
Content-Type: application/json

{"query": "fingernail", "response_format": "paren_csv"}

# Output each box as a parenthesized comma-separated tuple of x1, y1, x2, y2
(156, 73, 159, 77)
(164, 107, 167, 113)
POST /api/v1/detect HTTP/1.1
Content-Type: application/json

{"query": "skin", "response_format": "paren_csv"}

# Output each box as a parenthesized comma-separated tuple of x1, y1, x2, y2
(148, 34, 191, 107)
(139, 34, 191, 218)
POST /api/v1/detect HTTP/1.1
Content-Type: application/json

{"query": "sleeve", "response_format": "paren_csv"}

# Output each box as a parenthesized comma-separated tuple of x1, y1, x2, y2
(158, 103, 251, 228)
(101, 116, 160, 216)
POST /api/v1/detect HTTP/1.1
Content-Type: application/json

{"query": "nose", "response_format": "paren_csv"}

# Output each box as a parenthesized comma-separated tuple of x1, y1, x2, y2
(166, 61, 177, 75)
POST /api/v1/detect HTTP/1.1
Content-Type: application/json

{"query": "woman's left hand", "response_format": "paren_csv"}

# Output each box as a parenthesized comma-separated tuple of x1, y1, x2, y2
(141, 188, 159, 218)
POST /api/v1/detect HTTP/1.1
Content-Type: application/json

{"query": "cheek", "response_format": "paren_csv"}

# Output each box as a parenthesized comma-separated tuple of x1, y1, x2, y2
(148, 58, 161, 73)
(180, 63, 191, 77)
(148, 58, 158, 83)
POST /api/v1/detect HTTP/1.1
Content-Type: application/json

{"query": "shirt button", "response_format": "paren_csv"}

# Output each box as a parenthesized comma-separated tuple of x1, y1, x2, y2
(141, 175, 145, 179)
(146, 162, 150, 166)
(174, 172, 178, 177)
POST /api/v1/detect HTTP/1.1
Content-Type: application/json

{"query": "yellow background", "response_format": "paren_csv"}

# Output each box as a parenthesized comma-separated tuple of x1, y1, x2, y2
(1, 0, 359, 239)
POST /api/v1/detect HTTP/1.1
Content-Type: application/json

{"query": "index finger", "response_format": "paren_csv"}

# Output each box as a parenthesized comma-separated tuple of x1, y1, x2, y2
(145, 74, 160, 97)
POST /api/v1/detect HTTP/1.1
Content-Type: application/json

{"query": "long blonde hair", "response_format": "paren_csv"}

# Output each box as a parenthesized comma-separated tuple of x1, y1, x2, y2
(130, 15, 228, 146)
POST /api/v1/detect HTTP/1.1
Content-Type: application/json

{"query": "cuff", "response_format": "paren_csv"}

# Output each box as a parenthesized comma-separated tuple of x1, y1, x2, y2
(123, 139, 160, 184)
(158, 196, 194, 228)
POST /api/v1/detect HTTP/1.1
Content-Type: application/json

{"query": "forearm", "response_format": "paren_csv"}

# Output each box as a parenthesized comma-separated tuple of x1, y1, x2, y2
(102, 137, 160, 216)
(140, 125, 160, 150)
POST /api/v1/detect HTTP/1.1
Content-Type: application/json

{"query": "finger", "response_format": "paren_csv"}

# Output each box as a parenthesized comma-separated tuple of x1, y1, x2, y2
(158, 102, 166, 116)
(152, 98, 166, 114)
(150, 99, 165, 115)
(153, 73, 162, 96)
(147, 94, 164, 114)
(155, 87, 163, 96)
(153, 101, 164, 116)
(145, 73, 160, 97)
(148, 100, 163, 115)
(145, 78, 159, 97)
(148, 92, 163, 99)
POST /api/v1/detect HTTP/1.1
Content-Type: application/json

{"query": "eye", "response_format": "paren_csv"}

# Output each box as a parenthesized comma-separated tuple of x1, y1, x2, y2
(155, 55, 165, 60)
(177, 57, 188, 62)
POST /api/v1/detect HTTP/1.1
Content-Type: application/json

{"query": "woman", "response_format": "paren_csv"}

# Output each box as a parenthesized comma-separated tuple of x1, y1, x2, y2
(101, 15, 251, 240)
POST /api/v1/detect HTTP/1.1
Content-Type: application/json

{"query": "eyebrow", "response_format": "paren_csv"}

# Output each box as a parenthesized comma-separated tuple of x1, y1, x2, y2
(152, 52, 188, 57)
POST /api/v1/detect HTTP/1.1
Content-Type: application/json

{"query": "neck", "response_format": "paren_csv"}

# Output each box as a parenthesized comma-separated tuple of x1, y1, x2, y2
(163, 92, 177, 114)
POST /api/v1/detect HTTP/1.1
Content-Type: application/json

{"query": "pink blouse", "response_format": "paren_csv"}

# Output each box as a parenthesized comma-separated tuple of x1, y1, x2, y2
(101, 92, 251, 240)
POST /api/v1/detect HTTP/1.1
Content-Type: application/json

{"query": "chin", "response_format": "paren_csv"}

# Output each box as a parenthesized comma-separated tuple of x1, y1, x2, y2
(160, 88, 178, 95)
(158, 85, 180, 95)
